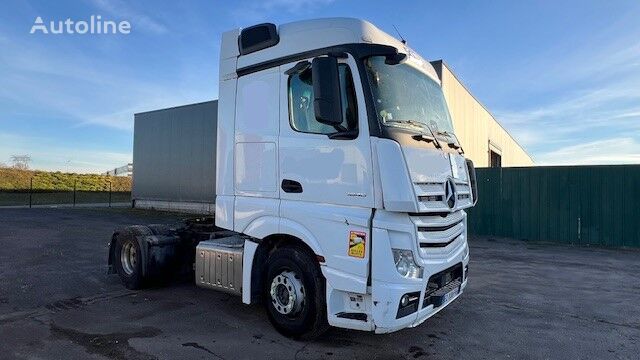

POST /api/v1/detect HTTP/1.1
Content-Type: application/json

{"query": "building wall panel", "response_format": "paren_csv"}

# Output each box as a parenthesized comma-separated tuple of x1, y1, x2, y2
(432, 61, 534, 167)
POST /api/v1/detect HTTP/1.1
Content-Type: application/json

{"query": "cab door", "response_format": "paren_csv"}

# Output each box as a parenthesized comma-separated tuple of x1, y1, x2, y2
(278, 55, 374, 292)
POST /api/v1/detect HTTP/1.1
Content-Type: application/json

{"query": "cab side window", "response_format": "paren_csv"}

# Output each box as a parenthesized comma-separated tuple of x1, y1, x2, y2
(288, 63, 358, 135)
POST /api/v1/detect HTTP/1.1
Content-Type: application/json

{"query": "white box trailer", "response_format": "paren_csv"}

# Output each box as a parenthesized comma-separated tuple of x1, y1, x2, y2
(108, 18, 477, 339)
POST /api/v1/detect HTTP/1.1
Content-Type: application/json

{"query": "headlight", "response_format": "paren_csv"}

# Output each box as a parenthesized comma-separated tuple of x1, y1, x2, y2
(392, 249, 423, 279)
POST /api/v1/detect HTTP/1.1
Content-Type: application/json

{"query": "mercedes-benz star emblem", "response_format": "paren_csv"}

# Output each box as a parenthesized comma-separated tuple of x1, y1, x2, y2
(445, 178, 456, 209)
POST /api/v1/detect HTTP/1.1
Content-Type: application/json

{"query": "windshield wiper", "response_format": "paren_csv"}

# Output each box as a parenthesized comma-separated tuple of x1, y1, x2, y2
(385, 120, 442, 149)
(436, 130, 464, 153)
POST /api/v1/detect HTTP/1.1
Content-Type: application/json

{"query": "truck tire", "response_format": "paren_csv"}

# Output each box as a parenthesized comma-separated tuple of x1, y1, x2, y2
(264, 245, 329, 339)
(114, 231, 146, 289)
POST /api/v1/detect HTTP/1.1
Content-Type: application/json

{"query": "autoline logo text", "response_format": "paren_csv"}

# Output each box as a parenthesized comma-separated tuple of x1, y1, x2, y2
(30, 15, 131, 35)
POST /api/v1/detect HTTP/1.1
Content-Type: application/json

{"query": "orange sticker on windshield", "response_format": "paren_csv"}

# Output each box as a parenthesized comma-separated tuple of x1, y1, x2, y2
(348, 231, 366, 258)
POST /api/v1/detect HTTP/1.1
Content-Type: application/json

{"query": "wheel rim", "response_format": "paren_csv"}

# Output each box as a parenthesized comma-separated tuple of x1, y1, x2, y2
(270, 270, 305, 316)
(120, 242, 137, 275)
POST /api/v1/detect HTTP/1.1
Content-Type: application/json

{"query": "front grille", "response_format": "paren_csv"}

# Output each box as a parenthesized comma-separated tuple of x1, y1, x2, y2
(423, 263, 463, 308)
(412, 211, 465, 250)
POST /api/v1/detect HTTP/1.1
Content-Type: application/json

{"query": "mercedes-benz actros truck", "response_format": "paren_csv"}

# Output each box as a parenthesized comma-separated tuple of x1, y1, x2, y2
(107, 18, 478, 339)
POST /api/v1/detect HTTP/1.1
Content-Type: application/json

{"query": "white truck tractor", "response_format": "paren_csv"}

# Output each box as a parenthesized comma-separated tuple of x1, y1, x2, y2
(108, 18, 478, 339)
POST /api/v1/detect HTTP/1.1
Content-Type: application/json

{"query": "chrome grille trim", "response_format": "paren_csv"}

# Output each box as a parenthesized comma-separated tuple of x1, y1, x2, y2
(412, 211, 464, 228)
(414, 180, 473, 212)
(417, 225, 464, 244)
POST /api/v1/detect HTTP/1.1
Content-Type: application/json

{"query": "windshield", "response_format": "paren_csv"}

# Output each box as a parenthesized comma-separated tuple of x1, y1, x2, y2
(365, 56, 455, 134)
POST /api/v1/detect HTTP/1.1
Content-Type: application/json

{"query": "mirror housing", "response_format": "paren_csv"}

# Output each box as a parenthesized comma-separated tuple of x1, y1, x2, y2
(312, 57, 342, 126)
(384, 53, 407, 65)
(466, 159, 478, 205)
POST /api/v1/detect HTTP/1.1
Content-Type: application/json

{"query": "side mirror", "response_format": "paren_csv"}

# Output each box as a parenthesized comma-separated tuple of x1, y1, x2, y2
(312, 57, 342, 126)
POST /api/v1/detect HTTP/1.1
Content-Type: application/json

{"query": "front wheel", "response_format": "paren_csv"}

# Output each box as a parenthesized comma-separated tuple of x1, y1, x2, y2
(264, 246, 329, 339)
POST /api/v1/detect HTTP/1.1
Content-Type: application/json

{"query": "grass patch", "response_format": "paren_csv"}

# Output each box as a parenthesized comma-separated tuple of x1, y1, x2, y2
(0, 168, 131, 191)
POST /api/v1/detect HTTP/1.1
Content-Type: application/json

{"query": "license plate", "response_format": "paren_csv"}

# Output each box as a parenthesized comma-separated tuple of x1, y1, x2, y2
(442, 287, 459, 303)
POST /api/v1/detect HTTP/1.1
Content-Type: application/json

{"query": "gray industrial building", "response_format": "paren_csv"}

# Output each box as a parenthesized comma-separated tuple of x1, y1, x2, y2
(132, 100, 217, 213)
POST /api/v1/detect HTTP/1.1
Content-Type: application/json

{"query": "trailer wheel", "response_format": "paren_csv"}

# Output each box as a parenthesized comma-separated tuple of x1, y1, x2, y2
(114, 232, 145, 289)
(264, 246, 328, 339)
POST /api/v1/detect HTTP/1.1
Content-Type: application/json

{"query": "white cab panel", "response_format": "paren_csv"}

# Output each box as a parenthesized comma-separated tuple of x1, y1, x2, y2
(215, 195, 234, 230)
(216, 69, 237, 198)
(278, 137, 370, 206)
(215, 40, 238, 230)
(234, 196, 279, 238)
(375, 139, 417, 212)
(402, 145, 451, 184)
(216, 28, 239, 199)
(235, 142, 277, 193)
(277, 58, 374, 208)
(276, 56, 375, 293)
(234, 67, 280, 198)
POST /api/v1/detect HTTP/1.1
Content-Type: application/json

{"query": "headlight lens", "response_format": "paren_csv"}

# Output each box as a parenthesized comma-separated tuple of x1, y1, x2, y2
(392, 249, 423, 279)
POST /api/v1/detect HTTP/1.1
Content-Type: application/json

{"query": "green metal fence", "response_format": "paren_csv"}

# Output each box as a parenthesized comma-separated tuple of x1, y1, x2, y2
(0, 177, 131, 207)
(467, 165, 640, 248)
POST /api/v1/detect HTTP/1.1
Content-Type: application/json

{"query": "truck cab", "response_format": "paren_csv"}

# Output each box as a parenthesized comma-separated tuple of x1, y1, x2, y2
(109, 17, 477, 338)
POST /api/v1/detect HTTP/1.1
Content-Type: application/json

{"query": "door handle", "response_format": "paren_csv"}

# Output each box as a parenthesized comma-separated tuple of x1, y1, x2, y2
(281, 179, 303, 193)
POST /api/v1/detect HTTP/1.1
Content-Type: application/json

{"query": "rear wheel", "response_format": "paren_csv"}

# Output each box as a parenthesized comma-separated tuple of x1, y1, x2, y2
(264, 246, 329, 339)
(114, 232, 145, 289)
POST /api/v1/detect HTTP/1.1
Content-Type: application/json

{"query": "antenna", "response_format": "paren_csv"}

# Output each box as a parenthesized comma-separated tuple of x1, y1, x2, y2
(392, 24, 406, 45)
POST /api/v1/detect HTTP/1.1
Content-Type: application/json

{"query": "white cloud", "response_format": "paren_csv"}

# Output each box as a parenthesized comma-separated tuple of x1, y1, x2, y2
(0, 27, 213, 132)
(259, 0, 335, 13)
(231, 0, 336, 24)
(536, 138, 640, 166)
(88, 0, 168, 34)
(496, 83, 640, 137)
(0, 5, 215, 173)
(0, 132, 131, 173)
(492, 20, 640, 165)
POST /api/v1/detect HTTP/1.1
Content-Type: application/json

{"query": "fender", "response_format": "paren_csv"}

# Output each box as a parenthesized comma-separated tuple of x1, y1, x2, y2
(243, 216, 368, 301)
(277, 218, 324, 256)
(239, 215, 326, 256)
(107, 225, 180, 277)
(107, 233, 119, 274)
(239, 215, 280, 241)
(277, 218, 368, 293)
(240, 217, 324, 305)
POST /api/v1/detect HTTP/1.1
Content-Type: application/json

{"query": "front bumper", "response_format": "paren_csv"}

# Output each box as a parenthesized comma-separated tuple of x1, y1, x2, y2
(373, 262, 468, 334)
(369, 210, 470, 333)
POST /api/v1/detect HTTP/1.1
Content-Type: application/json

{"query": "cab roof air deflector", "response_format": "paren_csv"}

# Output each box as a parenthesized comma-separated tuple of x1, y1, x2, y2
(236, 43, 402, 77)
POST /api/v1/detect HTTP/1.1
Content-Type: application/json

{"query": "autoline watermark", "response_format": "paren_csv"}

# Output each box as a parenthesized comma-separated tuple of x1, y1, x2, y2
(30, 15, 131, 35)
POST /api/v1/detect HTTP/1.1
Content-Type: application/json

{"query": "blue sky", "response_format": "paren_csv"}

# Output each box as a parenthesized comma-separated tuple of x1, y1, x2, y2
(1, 0, 639, 172)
